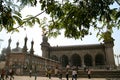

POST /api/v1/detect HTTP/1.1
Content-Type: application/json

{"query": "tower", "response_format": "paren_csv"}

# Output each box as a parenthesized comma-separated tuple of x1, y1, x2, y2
(22, 36, 28, 53)
(6, 37, 12, 53)
(103, 31, 115, 67)
(41, 34, 50, 58)
(30, 40, 34, 55)
(104, 39, 115, 67)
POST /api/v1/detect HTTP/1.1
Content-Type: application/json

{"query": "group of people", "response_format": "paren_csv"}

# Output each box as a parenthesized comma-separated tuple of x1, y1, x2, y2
(45, 65, 92, 80)
(68, 66, 92, 80)
(46, 67, 63, 80)
(0, 68, 14, 80)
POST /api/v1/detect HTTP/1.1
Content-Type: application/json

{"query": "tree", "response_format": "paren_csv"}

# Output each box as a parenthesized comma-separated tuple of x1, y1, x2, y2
(0, 0, 120, 40)
(0, 0, 40, 32)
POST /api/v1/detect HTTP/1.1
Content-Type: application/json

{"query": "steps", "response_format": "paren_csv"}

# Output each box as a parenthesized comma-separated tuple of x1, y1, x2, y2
(74, 70, 120, 78)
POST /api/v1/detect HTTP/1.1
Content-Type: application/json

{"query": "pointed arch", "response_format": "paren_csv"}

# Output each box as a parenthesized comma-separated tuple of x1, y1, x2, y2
(71, 54, 81, 66)
(95, 53, 105, 66)
(84, 54, 93, 66)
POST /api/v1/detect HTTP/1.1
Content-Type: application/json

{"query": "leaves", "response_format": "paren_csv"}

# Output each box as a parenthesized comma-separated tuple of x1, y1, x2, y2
(23, 15, 41, 27)
(39, 0, 119, 40)
(0, 0, 42, 32)
(0, 0, 120, 41)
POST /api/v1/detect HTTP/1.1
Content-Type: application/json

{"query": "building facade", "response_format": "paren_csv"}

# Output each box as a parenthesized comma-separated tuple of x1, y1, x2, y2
(41, 35, 115, 69)
(4, 37, 60, 75)
(6, 53, 60, 75)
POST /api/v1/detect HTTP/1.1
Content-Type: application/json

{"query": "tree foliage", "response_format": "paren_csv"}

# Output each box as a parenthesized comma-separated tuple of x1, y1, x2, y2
(0, 0, 120, 40)
(0, 0, 40, 32)
(39, 0, 120, 40)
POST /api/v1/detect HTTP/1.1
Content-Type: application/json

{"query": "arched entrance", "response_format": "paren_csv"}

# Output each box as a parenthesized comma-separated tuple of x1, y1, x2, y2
(61, 55, 69, 67)
(71, 54, 81, 67)
(84, 54, 93, 66)
(95, 54, 105, 65)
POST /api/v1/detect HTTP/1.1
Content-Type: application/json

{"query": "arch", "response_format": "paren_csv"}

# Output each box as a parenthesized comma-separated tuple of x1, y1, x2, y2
(51, 55, 58, 61)
(71, 54, 81, 66)
(61, 55, 69, 67)
(84, 54, 93, 66)
(95, 53, 105, 66)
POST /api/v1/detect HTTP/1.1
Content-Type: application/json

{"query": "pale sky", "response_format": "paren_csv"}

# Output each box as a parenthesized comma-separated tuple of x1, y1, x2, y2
(0, 1, 120, 65)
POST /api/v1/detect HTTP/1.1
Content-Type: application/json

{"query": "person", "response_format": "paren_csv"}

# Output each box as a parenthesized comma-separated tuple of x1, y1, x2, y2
(34, 72, 37, 80)
(72, 69, 77, 80)
(87, 69, 91, 79)
(9, 69, 14, 80)
(66, 69, 69, 80)
(1, 69, 5, 80)
(47, 68, 52, 79)
(29, 69, 32, 77)
(54, 67, 58, 77)
(5, 69, 9, 80)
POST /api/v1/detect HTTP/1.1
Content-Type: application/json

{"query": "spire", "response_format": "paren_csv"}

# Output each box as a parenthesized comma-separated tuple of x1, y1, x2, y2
(15, 41, 19, 51)
(22, 36, 28, 53)
(6, 37, 12, 53)
(8, 37, 12, 47)
(30, 40, 34, 55)
(16, 41, 19, 48)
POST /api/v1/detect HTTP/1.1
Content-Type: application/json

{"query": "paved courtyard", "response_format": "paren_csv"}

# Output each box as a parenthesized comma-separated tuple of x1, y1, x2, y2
(12, 76, 109, 80)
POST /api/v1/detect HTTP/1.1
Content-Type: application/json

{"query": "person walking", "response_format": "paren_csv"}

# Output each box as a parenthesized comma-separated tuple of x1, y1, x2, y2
(9, 69, 14, 80)
(87, 69, 91, 79)
(72, 69, 77, 80)
(47, 68, 52, 79)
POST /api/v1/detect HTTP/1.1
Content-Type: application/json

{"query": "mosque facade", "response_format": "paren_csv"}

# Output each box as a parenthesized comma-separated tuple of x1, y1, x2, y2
(41, 35, 115, 69)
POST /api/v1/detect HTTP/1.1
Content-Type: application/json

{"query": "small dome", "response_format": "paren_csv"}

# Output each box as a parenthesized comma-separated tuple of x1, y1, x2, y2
(11, 41, 22, 53)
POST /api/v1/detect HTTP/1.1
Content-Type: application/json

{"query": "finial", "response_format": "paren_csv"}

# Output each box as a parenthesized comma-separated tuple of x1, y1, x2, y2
(30, 39, 34, 54)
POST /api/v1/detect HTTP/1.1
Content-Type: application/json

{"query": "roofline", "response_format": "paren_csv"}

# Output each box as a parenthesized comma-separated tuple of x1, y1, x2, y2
(50, 43, 104, 51)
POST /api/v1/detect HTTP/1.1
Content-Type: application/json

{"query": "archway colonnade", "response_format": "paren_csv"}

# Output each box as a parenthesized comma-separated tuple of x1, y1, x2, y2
(51, 53, 105, 68)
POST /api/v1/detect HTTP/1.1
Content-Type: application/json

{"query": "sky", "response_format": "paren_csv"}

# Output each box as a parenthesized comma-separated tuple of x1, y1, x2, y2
(0, 1, 120, 65)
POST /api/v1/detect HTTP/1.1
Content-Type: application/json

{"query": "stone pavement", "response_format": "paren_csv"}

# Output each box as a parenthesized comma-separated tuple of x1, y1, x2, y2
(13, 76, 108, 80)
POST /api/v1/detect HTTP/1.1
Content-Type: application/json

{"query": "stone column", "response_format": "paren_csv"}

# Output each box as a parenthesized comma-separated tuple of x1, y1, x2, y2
(81, 56, 84, 67)
(93, 57, 95, 67)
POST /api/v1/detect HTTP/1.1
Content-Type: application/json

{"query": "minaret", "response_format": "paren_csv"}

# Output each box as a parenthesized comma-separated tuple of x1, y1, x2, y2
(103, 31, 115, 67)
(6, 37, 12, 53)
(30, 40, 34, 55)
(41, 34, 50, 58)
(22, 36, 28, 53)
(16, 41, 19, 51)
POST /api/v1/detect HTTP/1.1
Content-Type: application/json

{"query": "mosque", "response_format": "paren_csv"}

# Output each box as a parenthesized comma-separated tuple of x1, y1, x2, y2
(41, 34, 115, 69)
(0, 33, 116, 75)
